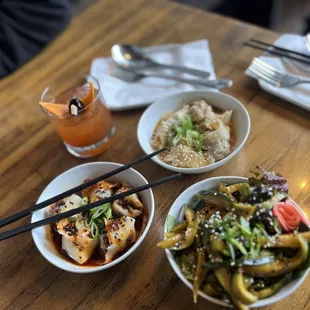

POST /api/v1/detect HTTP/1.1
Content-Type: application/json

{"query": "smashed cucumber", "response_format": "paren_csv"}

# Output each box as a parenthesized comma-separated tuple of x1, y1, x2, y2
(157, 207, 198, 250)
(203, 283, 223, 298)
(165, 220, 188, 238)
(195, 190, 233, 209)
(261, 231, 310, 248)
(214, 268, 249, 310)
(251, 273, 292, 299)
(232, 202, 256, 219)
(231, 268, 258, 305)
(244, 235, 308, 277)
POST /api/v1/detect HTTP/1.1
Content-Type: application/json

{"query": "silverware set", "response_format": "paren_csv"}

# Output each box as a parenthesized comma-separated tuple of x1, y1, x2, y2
(245, 37, 310, 89)
(110, 39, 310, 91)
(249, 58, 310, 88)
(111, 43, 233, 89)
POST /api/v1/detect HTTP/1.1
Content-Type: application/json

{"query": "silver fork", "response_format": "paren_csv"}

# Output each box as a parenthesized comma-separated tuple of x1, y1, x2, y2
(249, 58, 310, 87)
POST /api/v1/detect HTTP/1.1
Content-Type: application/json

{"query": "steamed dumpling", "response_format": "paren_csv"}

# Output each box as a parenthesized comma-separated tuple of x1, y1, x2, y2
(61, 234, 99, 264)
(51, 194, 84, 232)
(112, 185, 143, 218)
(101, 216, 136, 263)
(151, 105, 189, 149)
(188, 99, 216, 123)
(161, 144, 215, 168)
(220, 110, 233, 126)
(188, 99, 233, 128)
(203, 120, 231, 161)
(51, 194, 99, 264)
(82, 180, 118, 203)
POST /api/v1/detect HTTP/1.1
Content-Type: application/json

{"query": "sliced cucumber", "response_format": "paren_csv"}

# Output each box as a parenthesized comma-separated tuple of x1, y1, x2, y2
(195, 190, 233, 210)
(232, 268, 258, 305)
(214, 268, 249, 310)
(252, 273, 292, 299)
(232, 202, 256, 219)
(262, 192, 288, 208)
(244, 234, 308, 277)
(203, 283, 223, 298)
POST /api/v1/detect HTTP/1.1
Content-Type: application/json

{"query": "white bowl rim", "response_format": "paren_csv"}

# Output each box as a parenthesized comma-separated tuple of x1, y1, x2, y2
(164, 176, 309, 308)
(137, 90, 251, 173)
(31, 161, 155, 273)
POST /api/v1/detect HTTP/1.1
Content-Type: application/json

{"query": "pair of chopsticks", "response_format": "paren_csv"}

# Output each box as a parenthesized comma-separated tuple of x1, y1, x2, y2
(0, 148, 182, 241)
(244, 38, 310, 66)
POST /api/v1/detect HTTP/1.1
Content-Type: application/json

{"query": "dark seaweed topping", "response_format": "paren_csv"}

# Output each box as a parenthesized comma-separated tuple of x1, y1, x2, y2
(246, 184, 274, 204)
(250, 209, 276, 235)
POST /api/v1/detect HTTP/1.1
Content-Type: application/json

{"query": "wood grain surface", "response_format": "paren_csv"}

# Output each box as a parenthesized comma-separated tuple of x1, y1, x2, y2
(0, 0, 310, 309)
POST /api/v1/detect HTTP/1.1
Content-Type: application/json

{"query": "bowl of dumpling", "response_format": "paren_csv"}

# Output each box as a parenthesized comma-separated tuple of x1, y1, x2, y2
(137, 90, 251, 174)
(31, 162, 155, 273)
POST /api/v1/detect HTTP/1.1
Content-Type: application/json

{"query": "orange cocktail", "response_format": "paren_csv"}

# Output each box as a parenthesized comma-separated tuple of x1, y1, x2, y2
(40, 75, 115, 157)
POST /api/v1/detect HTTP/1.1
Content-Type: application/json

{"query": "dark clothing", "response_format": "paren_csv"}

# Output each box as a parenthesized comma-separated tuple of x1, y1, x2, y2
(175, 0, 273, 28)
(0, 0, 71, 78)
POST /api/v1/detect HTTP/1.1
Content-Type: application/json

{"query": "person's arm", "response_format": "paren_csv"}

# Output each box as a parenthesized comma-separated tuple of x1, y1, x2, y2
(0, 0, 71, 78)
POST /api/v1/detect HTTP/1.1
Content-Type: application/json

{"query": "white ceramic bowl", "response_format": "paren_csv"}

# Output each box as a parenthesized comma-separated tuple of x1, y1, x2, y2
(164, 176, 309, 308)
(31, 162, 155, 273)
(137, 90, 251, 174)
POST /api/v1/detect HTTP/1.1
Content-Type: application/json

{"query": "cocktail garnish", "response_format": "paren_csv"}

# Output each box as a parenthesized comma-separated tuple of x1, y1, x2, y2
(69, 98, 85, 116)
(39, 101, 69, 116)
(39, 82, 94, 117)
(82, 82, 95, 106)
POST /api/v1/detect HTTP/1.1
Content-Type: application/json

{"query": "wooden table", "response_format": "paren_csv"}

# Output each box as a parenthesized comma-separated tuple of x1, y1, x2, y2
(0, 1, 309, 309)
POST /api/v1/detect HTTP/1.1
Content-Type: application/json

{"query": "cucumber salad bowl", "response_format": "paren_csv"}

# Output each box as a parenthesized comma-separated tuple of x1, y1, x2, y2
(158, 167, 310, 309)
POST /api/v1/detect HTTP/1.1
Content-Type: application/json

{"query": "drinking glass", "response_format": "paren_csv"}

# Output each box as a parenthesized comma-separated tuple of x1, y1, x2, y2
(40, 75, 115, 158)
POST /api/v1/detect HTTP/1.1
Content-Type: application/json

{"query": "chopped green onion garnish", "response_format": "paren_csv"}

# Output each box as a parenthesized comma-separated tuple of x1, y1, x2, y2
(172, 134, 182, 146)
(273, 218, 282, 234)
(180, 115, 193, 130)
(175, 126, 185, 134)
(171, 116, 204, 151)
(91, 222, 99, 239)
(230, 238, 248, 257)
(226, 241, 235, 261)
(85, 203, 112, 238)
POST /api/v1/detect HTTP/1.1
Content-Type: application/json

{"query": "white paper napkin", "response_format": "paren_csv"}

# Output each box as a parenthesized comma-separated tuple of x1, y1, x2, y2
(245, 34, 310, 111)
(90, 40, 216, 111)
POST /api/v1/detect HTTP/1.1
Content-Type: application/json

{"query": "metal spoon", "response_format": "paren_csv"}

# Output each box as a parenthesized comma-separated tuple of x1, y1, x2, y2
(111, 68, 232, 90)
(111, 44, 210, 78)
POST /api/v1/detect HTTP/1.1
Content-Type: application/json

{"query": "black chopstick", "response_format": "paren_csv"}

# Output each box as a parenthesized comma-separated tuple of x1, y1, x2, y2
(244, 42, 310, 66)
(0, 173, 182, 241)
(0, 148, 166, 229)
(249, 38, 310, 60)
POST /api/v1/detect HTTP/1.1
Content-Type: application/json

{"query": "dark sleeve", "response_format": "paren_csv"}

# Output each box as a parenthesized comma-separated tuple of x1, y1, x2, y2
(0, 0, 72, 78)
